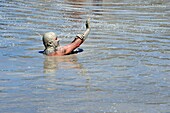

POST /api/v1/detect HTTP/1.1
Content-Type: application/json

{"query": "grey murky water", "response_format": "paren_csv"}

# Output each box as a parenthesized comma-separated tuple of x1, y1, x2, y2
(0, 0, 170, 113)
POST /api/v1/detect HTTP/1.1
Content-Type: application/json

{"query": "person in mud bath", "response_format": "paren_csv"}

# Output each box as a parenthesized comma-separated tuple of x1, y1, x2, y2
(42, 18, 90, 56)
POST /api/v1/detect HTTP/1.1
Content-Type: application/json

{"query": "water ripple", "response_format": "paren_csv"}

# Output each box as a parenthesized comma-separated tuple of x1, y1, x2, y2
(0, 0, 170, 113)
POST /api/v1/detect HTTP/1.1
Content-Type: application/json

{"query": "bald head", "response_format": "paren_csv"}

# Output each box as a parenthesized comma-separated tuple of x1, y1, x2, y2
(42, 32, 57, 48)
(42, 32, 60, 49)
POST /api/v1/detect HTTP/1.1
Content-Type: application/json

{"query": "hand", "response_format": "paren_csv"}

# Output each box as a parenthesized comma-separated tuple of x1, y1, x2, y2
(76, 18, 90, 41)
(86, 18, 90, 29)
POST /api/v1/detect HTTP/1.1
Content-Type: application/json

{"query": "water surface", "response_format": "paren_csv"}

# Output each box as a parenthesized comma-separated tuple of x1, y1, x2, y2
(0, 0, 170, 113)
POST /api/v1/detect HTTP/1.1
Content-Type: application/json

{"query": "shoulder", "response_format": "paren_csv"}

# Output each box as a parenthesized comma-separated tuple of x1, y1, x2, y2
(44, 47, 66, 56)
(54, 47, 67, 56)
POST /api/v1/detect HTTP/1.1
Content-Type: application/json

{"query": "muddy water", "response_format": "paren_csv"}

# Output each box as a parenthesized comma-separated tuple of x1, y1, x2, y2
(0, 0, 170, 113)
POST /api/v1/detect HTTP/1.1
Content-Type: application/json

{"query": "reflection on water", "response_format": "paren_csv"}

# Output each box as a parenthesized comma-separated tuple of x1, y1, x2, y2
(43, 55, 82, 73)
(0, 0, 170, 113)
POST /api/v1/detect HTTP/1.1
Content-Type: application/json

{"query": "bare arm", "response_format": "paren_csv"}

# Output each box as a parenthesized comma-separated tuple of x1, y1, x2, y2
(56, 18, 91, 55)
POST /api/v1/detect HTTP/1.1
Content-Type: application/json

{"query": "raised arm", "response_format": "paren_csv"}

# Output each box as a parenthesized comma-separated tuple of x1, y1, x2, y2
(59, 18, 91, 55)
(76, 18, 91, 41)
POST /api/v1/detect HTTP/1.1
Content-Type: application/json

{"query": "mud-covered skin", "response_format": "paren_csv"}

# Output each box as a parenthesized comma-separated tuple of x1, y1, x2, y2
(42, 32, 60, 55)
(76, 18, 90, 41)
(42, 18, 90, 56)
